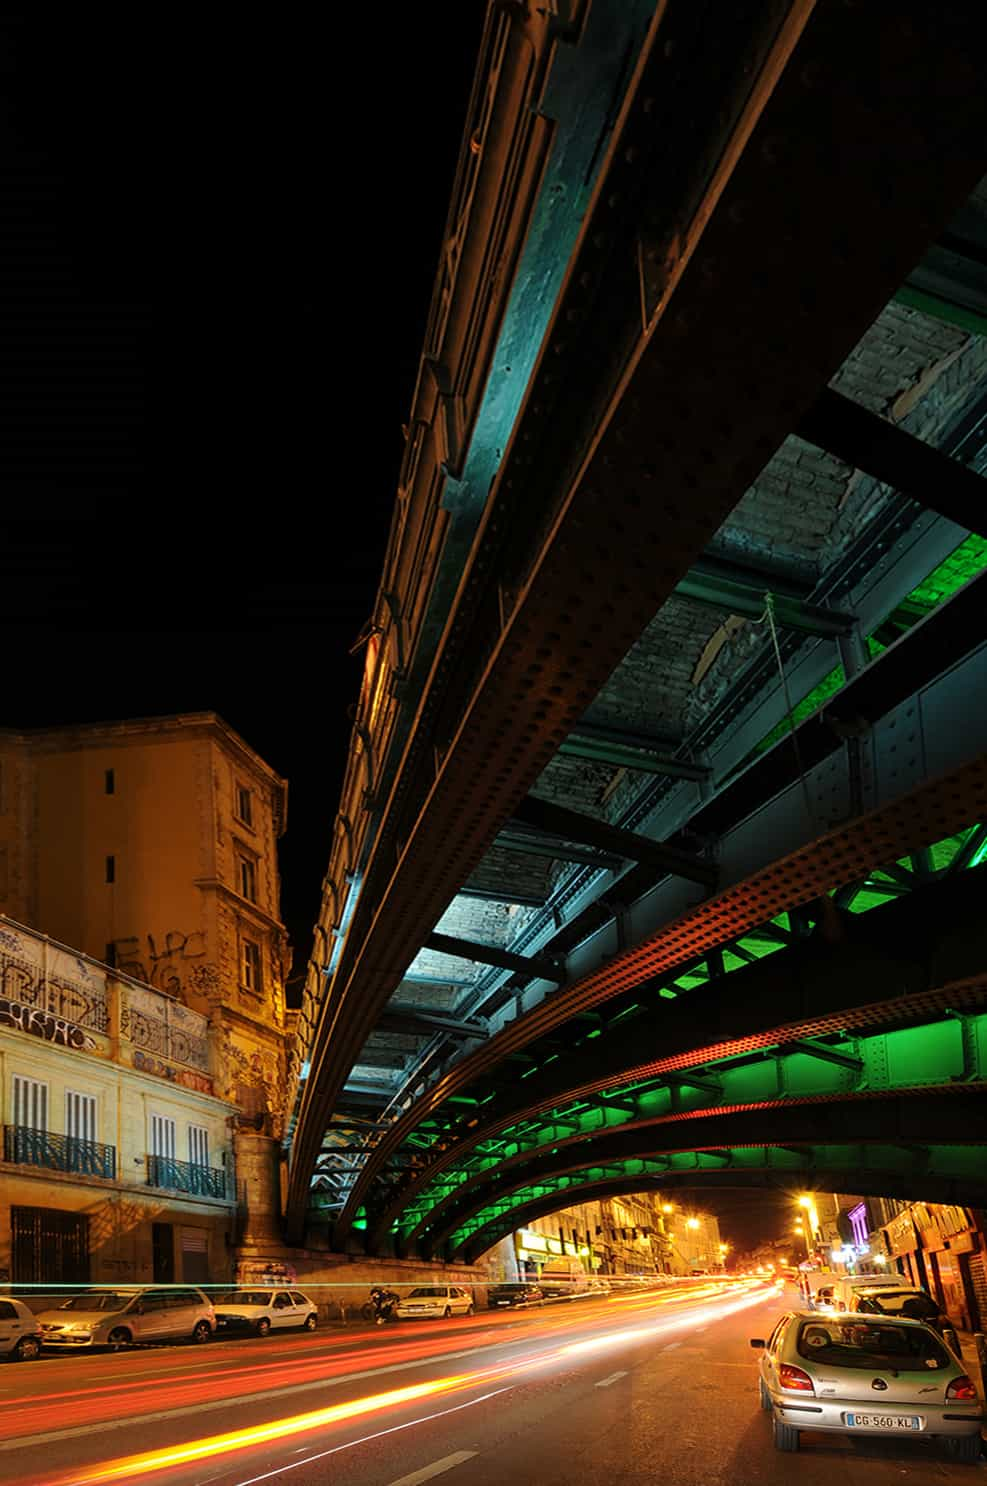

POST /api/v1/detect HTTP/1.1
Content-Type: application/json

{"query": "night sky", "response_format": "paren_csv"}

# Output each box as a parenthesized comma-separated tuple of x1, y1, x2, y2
(1, 9, 485, 977)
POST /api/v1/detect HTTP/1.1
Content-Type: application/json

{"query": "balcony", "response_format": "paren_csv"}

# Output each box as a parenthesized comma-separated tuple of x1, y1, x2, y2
(4, 1125, 116, 1180)
(146, 1153, 228, 1200)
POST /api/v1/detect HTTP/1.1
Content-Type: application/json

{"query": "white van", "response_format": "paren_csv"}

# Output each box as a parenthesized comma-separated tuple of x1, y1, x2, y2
(539, 1261, 590, 1297)
(829, 1275, 903, 1313)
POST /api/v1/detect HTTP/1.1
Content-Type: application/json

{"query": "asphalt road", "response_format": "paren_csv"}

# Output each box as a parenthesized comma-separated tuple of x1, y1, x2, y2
(5, 1281, 982, 1486)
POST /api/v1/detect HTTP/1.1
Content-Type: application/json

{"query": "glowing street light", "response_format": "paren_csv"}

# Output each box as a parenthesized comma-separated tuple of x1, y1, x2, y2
(686, 1217, 700, 1231)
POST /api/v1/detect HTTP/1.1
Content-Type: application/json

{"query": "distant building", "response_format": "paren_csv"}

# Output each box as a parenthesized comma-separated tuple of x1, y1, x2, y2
(0, 713, 292, 1135)
(0, 916, 237, 1284)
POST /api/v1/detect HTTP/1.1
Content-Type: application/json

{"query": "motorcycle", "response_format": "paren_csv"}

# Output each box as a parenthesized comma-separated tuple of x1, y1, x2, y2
(361, 1288, 400, 1326)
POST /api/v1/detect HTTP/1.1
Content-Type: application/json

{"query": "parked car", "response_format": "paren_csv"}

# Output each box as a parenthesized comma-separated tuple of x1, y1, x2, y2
(488, 1282, 543, 1309)
(829, 1275, 903, 1312)
(850, 1286, 947, 1333)
(37, 1286, 215, 1350)
(0, 1298, 43, 1361)
(393, 1285, 474, 1319)
(212, 1288, 318, 1336)
(751, 1310, 984, 1461)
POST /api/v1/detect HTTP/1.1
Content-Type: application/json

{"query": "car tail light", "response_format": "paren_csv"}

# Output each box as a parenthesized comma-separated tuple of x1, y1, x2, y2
(946, 1374, 978, 1401)
(778, 1363, 815, 1393)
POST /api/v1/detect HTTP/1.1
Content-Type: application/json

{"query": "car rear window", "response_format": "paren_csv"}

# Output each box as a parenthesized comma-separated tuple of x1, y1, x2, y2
(797, 1319, 950, 1370)
(407, 1287, 443, 1298)
(214, 1291, 271, 1306)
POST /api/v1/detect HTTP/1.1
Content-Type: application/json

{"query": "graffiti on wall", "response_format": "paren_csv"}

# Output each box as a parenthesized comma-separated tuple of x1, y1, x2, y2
(219, 1030, 288, 1138)
(111, 931, 211, 998)
(132, 1049, 214, 1094)
(0, 930, 109, 1034)
(0, 998, 97, 1050)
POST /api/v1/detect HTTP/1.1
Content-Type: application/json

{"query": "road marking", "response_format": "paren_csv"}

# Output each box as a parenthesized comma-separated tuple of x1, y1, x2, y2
(233, 1393, 506, 1486)
(663, 1341, 681, 1350)
(385, 1453, 478, 1486)
(695, 1327, 708, 1333)
(595, 1370, 628, 1388)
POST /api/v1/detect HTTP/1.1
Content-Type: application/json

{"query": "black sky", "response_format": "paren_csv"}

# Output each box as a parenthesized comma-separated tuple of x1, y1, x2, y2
(1, 9, 486, 975)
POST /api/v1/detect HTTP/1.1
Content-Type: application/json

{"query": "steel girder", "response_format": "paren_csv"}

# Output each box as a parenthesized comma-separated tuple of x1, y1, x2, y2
(406, 1015, 987, 1253)
(456, 1126, 987, 1263)
(355, 770, 987, 1248)
(287, 0, 987, 1243)
(364, 859, 987, 1246)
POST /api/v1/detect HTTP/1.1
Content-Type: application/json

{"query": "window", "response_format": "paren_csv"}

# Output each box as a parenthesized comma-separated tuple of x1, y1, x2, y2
(66, 1091, 97, 1143)
(13, 1075, 48, 1131)
(105, 854, 115, 884)
(188, 1125, 209, 1168)
(235, 785, 253, 826)
(150, 1114, 176, 1160)
(242, 938, 262, 992)
(105, 768, 115, 795)
(237, 854, 256, 902)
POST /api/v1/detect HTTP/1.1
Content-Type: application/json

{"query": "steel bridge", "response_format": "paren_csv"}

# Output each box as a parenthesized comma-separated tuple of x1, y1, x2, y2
(286, 1, 987, 1256)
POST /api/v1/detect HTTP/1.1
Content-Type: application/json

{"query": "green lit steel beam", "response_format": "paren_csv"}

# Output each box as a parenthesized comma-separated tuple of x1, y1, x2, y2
(403, 1016, 985, 1247)
(557, 730, 710, 781)
(775, 1039, 863, 1072)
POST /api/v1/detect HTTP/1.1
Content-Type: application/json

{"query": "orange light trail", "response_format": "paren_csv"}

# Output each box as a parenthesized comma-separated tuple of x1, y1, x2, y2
(54, 1374, 484, 1484)
(39, 1280, 779, 1485)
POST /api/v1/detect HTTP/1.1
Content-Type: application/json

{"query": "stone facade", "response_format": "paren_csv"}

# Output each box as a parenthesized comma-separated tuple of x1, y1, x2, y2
(0, 915, 237, 1284)
(0, 713, 292, 1140)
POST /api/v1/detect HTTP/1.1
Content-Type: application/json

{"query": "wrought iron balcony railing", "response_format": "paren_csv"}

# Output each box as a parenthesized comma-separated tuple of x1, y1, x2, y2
(4, 1125, 117, 1180)
(146, 1153, 227, 1199)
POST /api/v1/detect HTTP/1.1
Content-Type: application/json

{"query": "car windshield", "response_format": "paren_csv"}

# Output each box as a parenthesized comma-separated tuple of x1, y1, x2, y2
(407, 1287, 444, 1298)
(58, 1293, 134, 1311)
(213, 1291, 272, 1306)
(797, 1319, 950, 1370)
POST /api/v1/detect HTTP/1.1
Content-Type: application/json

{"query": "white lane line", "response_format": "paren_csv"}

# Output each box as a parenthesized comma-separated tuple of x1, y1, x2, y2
(595, 1370, 628, 1388)
(663, 1341, 681, 1350)
(233, 1391, 507, 1486)
(385, 1452, 478, 1486)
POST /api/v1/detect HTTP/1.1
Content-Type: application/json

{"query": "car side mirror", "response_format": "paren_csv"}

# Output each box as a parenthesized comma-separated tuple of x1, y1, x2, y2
(749, 1338, 765, 1349)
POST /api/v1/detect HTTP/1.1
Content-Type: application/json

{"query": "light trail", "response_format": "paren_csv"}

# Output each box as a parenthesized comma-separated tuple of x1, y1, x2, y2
(38, 1280, 780, 1486)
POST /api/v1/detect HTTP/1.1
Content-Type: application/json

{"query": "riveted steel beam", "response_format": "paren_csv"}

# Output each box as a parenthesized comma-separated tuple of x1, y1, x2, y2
(558, 727, 710, 781)
(495, 828, 622, 871)
(366, 865, 987, 1247)
(798, 388, 987, 538)
(776, 1038, 863, 1071)
(457, 1140, 987, 1263)
(408, 1023, 985, 1250)
(439, 1093, 985, 1250)
(424, 931, 564, 985)
(377, 1009, 489, 1041)
(289, 0, 987, 1244)
(675, 569, 855, 636)
(509, 795, 717, 887)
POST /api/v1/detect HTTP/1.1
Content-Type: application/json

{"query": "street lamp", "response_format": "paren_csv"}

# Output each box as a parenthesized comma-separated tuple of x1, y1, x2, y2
(686, 1217, 700, 1230)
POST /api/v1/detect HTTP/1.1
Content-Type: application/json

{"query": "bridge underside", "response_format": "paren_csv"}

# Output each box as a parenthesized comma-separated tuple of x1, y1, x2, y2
(288, 1, 987, 1252)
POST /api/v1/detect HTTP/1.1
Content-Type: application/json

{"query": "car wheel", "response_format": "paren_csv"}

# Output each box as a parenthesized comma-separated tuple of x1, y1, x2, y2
(466, 1303, 474, 1317)
(192, 1321, 212, 1344)
(13, 1336, 41, 1362)
(945, 1434, 982, 1464)
(255, 1318, 271, 1337)
(107, 1328, 132, 1351)
(758, 1378, 771, 1413)
(304, 1314, 318, 1331)
(772, 1419, 799, 1453)
(443, 1306, 452, 1319)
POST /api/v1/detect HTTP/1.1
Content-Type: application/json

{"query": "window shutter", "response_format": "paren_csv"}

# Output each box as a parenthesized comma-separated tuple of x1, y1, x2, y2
(13, 1076, 48, 1131)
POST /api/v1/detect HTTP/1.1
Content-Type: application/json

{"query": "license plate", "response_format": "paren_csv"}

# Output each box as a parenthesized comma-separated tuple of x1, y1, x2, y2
(845, 1413, 921, 1430)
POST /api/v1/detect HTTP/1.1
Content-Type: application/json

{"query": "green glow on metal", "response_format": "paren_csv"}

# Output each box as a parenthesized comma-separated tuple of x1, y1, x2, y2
(659, 987, 677, 999)
(586, 1029, 602, 1039)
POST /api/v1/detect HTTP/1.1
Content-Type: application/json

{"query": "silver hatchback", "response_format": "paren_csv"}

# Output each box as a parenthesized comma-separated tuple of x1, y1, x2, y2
(37, 1286, 215, 1350)
(751, 1311, 984, 1463)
